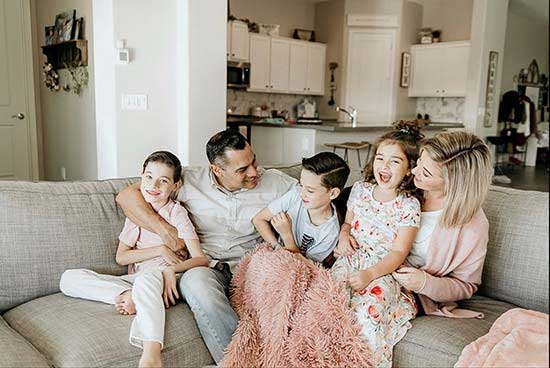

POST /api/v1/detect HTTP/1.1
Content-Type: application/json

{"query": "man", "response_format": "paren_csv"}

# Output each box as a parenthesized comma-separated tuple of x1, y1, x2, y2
(116, 130, 296, 363)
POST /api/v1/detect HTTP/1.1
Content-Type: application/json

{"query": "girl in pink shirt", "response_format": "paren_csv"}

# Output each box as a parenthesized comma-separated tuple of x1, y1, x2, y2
(60, 151, 208, 368)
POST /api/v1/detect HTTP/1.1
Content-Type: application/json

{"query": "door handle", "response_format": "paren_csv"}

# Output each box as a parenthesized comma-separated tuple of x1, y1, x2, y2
(11, 113, 25, 120)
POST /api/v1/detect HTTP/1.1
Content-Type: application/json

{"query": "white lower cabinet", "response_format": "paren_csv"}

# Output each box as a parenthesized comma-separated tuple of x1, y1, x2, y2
(251, 127, 316, 166)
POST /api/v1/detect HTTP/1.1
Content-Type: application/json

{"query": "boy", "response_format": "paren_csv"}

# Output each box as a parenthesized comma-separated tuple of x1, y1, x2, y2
(252, 152, 350, 264)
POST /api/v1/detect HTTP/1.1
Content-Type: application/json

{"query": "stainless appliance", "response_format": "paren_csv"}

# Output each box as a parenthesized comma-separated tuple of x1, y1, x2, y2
(227, 61, 250, 89)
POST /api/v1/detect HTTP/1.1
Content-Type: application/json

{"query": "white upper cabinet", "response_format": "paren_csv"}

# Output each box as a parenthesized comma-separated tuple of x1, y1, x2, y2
(307, 43, 326, 95)
(227, 21, 249, 61)
(249, 35, 326, 95)
(270, 38, 290, 92)
(249, 34, 271, 90)
(289, 41, 308, 93)
(409, 41, 470, 97)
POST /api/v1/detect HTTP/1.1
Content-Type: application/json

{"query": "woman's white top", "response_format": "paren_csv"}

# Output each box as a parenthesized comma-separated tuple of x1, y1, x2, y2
(406, 209, 443, 268)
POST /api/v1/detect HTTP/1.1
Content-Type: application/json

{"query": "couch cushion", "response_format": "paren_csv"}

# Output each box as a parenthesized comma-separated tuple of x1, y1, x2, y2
(0, 179, 138, 312)
(394, 295, 516, 367)
(3, 293, 214, 368)
(0, 315, 50, 367)
(479, 186, 549, 313)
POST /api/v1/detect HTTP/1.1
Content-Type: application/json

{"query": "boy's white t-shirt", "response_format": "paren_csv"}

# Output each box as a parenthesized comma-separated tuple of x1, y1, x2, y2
(267, 184, 340, 263)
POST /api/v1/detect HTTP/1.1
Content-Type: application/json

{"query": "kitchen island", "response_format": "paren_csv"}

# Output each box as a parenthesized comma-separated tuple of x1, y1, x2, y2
(227, 117, 464, 168)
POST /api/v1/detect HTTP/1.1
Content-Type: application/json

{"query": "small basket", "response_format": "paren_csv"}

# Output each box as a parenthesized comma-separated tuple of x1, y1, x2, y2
(259, 24, 280, 37)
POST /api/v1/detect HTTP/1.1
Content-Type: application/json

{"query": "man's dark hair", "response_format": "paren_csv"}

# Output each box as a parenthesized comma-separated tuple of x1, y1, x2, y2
(301, 152, 350, 190)
(206, 130, 248, 165)
(142, 151, 182, 183)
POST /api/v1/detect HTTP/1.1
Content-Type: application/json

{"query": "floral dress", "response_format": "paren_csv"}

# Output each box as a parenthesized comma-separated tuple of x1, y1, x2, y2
(331, 181, 421, 367)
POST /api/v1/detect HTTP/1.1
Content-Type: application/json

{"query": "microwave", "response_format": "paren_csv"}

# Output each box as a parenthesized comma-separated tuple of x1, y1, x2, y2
(227, 61, 250, 89)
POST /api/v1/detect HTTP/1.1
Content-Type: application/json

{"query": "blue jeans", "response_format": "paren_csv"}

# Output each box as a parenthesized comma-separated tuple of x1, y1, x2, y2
(179, 265, 238, 363)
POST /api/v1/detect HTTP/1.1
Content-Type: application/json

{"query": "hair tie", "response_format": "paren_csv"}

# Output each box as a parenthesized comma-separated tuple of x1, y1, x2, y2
(400, 128, 411, 134)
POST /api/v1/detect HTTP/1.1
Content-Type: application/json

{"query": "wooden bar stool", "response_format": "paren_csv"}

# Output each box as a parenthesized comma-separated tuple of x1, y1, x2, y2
(324, 141, 372, 168)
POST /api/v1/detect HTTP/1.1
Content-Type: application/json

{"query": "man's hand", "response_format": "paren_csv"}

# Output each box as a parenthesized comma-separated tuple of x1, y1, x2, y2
(392, 267, 426, 292)
(334, 231, 359, 257)
(348, 269, 375, 292)
(159, 246, 184, 265)
(162, 267, 179, 308)
(271, 212, 292, 237)
(159, 225, 184, 252)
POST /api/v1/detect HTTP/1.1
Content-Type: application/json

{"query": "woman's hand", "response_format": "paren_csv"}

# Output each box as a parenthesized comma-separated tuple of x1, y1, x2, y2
(348, 269, 375, 292)
(334, 229, 359, 257)
(159, 245, 183, 265)
(392, 267, 426, 292)
(271, 212, 292, 238)
(162, 266, 180, 308)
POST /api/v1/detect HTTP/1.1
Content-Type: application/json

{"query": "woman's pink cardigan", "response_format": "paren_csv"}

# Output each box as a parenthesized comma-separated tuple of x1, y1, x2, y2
(416, 209, 489, 318)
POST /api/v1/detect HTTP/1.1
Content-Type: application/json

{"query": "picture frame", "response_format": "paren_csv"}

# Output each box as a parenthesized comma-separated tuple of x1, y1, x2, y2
(61, 18, 74, 42)
(44, 26, 55, 45)
(53, 11, 69, 43)
(400, 52, 411, 88)
(72, 17, 83, 40)
(483, 51, 499, 127)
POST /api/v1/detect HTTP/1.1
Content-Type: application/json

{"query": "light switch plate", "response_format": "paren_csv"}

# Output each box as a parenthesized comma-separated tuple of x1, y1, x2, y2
(122, 94, 148, 110)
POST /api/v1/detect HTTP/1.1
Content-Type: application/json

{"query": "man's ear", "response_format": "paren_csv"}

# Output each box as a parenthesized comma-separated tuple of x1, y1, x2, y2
(329, 187, 341, 200)
(210, 163, 223, 177)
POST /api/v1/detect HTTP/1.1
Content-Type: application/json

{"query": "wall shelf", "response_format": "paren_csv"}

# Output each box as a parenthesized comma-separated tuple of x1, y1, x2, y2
(41, 40, 88, 70)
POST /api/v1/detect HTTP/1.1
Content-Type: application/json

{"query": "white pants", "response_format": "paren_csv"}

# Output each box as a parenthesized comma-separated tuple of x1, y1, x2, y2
(60, 268, 167, 349)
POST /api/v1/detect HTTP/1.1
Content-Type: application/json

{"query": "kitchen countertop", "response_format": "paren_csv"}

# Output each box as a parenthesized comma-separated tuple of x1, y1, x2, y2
(227, 117, 464, 132)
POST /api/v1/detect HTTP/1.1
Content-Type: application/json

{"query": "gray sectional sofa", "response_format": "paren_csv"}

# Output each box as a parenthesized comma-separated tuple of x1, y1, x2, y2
(0, 167, 548, 367)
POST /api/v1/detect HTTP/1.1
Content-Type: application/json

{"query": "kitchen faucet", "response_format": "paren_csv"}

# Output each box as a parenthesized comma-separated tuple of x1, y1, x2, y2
(335, 105, 357, 125)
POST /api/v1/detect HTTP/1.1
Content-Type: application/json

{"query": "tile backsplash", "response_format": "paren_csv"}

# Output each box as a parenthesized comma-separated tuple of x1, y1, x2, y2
(227, 89, 321, 117)
(416, 97, 465, 123)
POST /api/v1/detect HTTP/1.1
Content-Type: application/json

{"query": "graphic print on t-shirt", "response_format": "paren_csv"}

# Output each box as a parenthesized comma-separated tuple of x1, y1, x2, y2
(300, 234, 315, 253)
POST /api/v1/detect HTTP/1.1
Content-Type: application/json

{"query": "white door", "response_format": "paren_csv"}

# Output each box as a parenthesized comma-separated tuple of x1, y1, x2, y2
(306, 43, 325, 95)
(249, 34, 270, 91)
(345, 29, 395, 123)
(0, 0, 33, 180)
(269, 38, 290, 93)
(230, 21, 249, 61)
(289, 41, 308, 94)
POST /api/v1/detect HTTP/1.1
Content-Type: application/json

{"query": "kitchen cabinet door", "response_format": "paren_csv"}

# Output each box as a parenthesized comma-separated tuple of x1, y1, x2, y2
(249, 34, 271, 92)
(227, 22, 231, 59)
(289, 41, 308, 94)
(229, 21, 249, 61)
(409, 41, 470, 97)
(270, 38, 290, 93)
(306, 43, 326, 95)
(282, 128, 316, 165)
(440, 43, 469, 96)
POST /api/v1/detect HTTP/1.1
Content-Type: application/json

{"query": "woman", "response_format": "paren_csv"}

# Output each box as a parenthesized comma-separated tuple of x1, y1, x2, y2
(390, 131, 492, 318)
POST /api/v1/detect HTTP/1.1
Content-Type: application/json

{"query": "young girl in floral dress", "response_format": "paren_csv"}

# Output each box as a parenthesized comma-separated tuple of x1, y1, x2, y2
(331, 120, 424, 367)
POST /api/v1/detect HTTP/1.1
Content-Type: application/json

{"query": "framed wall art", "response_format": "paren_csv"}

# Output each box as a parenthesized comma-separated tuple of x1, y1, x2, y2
(400, 52, 411, 87)
(483, 51, 498, 127)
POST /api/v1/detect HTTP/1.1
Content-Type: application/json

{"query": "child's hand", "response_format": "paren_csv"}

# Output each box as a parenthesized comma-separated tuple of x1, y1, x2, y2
(159, 245, 183, 265)
(271, 212, 292, 237)
(348, 269, 375, 292)
(335, 232, 359, 257)
(392, 267, 426, 292)
(162, 266, 180, 308)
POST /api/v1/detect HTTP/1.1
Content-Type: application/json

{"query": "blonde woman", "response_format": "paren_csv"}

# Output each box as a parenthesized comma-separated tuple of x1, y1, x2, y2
(390, 131, 493, 318)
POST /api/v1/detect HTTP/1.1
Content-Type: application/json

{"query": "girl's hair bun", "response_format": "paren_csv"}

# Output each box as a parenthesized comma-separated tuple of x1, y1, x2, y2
(393, 119, 425, 141)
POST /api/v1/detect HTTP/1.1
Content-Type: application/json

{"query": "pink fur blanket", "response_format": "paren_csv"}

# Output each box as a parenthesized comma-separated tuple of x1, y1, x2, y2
(455, 308, 549, 367)
(220, 245, 371, 368)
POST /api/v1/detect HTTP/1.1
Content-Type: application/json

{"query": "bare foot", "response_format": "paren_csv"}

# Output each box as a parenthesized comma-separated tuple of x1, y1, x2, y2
(114, 290, 136, 315)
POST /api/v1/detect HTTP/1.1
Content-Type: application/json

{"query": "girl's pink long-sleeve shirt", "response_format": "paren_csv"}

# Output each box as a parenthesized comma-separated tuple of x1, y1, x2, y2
(417, 209, 489, 318)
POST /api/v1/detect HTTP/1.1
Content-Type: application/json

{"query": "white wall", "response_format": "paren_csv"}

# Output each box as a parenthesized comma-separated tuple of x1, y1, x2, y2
(93, 0, 226, 179)
(501, 10, 549, 94)
(230, 0, 316, 38)
(33, 0, 97, 180)
(464, 0, 509, 137)
(415, 0, 473, 42)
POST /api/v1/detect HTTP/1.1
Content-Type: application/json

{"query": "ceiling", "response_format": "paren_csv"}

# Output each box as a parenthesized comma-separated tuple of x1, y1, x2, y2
(509, 0, 549, 23)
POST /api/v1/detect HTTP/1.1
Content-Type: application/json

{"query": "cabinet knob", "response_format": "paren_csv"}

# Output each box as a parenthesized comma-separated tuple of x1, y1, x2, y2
(265, 85, 269, 88)
(270, 85, 273, 88)
(232, 53, 235, 57)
